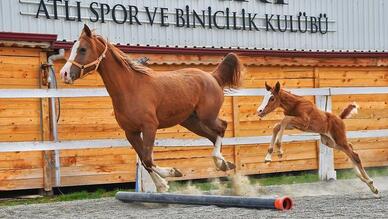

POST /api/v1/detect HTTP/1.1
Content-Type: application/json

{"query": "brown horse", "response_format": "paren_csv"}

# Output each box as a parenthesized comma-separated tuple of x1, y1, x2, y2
(256, 82, 379, 195)
(60, 25, 242, 192)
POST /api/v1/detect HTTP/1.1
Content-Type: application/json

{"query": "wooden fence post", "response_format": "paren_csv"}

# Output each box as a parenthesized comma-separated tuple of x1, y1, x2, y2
(315, 95, 337, 181)
(40, 52, 54, 194)
(232, 96, 241, 174)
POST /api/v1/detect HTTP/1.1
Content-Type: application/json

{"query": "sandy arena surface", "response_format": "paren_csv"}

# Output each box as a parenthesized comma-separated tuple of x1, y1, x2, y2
(1, 176, 387, 219)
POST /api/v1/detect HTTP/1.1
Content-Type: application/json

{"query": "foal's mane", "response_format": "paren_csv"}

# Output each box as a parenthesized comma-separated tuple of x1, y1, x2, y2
(95, 36, 153, 76)
(280, 89, 304, 100)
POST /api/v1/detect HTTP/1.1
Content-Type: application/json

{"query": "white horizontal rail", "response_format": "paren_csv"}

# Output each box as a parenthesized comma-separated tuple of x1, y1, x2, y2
(0, 87, 387, 98)
(330, 87, 388, 95)
(0, 88, 109, 98)
(0, 129, 386, 152)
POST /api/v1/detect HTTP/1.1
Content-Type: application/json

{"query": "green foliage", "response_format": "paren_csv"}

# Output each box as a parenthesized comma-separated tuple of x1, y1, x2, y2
(0, 188, 133, 207)
(249, 172, 320, 186)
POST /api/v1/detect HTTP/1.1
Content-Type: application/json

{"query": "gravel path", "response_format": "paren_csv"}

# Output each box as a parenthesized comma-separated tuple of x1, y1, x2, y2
(1, 177, 387, 219)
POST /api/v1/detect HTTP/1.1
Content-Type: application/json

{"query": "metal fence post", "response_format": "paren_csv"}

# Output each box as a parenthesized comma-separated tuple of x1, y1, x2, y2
(315, 95, 337, 181)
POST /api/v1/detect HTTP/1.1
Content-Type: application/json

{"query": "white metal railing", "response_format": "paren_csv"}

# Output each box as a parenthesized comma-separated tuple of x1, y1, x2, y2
(0, 87, 387, 151)
(1, 87, 388, 98)
(0, 87, 387, 184)
(0, 129, 386, 152)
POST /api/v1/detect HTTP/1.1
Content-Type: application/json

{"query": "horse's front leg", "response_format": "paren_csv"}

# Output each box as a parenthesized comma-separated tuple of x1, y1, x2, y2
(142, 125, 183, 192)
(265, 123, 281, 163)
(138, 126, 169, 193)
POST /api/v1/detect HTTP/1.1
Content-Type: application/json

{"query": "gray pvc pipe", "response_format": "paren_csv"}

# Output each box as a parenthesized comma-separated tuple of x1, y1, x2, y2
(116, 192, 293, 210)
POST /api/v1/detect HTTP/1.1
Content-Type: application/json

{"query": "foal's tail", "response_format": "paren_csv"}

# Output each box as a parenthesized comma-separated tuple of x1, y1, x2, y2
(212, 53, 242, 88)
(339, 102, 359, 119)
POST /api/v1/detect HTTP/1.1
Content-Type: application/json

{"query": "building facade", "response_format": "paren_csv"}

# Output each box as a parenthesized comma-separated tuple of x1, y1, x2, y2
(0, 0, 387, 191)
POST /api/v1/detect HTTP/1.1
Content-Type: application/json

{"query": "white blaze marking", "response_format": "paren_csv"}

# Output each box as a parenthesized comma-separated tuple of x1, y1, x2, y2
(257, 90, 273, 113)
(60, 40, 80, 81)
(350, 102, 359, 116)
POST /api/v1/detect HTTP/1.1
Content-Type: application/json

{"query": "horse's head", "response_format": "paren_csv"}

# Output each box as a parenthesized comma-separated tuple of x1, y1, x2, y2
(60, 24, 107, 84)
(257, 81, 281, 118)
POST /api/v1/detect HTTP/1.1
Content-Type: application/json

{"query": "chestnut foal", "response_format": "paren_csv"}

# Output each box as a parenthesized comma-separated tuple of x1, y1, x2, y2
(257, 82, 379, 195)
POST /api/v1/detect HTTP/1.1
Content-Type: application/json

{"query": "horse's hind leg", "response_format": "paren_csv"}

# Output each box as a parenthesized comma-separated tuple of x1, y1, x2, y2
(337, 141, 379, 195)
(180, 113, 218, 144)
(181, 114, 235, 171)
(204, 118, 236, 171)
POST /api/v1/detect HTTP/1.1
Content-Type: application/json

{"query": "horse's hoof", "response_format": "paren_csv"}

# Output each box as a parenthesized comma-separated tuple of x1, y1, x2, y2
(372, 187, 379, 195)
(172, 168, 183, 177)
(219, 160, 236, 172)
(264, 153, 272, 163)
(156, 183, 169, 193)
(226, 161, 236, 170)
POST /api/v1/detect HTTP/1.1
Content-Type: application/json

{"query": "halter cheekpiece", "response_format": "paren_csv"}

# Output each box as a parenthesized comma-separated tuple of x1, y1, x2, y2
(66, 39, 108, 79)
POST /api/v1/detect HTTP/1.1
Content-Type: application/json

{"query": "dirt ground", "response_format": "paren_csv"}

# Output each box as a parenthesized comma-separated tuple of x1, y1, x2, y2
(1, 176, 387, 219)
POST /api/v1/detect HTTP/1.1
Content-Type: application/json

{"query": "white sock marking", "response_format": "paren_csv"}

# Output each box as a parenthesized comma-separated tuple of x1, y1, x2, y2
(212, 136, 224, 160)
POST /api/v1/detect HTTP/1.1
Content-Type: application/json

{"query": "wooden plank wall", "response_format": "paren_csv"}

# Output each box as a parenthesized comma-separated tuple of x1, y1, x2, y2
(0, 47, 387, 191)
(0, 47, 46, 190)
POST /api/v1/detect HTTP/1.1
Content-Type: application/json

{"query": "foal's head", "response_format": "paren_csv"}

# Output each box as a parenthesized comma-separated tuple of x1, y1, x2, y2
(60, 24, 107, 84)
(257, 82, 281, 117)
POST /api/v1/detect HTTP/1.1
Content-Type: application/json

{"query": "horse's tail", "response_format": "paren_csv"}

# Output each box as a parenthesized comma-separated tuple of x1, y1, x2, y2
(339, 102, 359, 119)
(212, 53, 242, 88)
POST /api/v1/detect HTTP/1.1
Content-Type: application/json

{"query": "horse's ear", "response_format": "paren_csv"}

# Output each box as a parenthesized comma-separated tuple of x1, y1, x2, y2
(265, 82, 272, 91)
(274, 81, 281, 94)
(83, 24, 92, 38)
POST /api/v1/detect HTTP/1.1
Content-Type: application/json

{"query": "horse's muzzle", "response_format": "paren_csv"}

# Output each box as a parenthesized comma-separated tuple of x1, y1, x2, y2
(257, 110, 266, 118)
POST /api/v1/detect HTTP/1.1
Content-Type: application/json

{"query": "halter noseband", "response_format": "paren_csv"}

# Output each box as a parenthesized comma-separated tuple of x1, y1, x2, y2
(66, 40, 108, 79)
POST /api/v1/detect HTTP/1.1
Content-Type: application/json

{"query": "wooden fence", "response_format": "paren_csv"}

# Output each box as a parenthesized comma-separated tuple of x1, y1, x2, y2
(0, 47, 387, 191)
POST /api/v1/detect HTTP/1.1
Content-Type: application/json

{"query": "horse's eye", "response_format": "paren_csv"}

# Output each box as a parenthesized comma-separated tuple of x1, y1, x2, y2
(270, 96, 274, 101)
(79, 48, 87, 54)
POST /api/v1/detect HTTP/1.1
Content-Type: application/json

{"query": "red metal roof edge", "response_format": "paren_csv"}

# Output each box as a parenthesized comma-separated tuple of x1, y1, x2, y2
(1, 32, 387, 58)
(0, 32, 57, 43)
(53, 41, 388, 58)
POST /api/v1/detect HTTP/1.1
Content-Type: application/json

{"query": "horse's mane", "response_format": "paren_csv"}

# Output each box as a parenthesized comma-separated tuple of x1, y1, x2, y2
(281, 89, 303, 99)
(95, 36, 153, 76)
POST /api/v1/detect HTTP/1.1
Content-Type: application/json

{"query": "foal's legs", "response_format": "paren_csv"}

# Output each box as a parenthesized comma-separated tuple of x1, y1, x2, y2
(336, 142, 378, 194)
(265, 116, 310, 163)
(265, 123, 281, 163)
(275, 115, 309, 146)
(323, 131, 379, 195)
(181, 114, 235, 171)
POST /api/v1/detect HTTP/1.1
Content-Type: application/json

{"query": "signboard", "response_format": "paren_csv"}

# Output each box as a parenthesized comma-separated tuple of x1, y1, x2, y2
(0, 0, 387, 51)
(33, 0, 329, 34)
